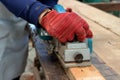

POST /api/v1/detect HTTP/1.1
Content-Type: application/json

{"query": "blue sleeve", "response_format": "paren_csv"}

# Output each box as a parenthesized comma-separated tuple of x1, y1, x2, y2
(38, 0, 58, 7)
(0, 0, 51, 25)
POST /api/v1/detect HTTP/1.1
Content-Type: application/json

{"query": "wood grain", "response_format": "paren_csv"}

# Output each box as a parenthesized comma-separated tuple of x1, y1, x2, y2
(69, 65, 105, 80)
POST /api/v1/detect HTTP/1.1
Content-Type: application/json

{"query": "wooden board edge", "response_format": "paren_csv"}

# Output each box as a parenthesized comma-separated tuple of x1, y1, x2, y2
(67, 65, 105, 80)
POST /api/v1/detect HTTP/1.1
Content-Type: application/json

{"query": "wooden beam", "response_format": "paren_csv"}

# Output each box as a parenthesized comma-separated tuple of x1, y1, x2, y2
(68, 66, 105, 80)
(89, 2, 120, 11)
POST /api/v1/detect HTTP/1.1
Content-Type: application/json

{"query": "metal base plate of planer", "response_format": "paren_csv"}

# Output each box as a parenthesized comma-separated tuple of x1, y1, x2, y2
(54, 41, 92, 68)
(56, 53, 91, 68)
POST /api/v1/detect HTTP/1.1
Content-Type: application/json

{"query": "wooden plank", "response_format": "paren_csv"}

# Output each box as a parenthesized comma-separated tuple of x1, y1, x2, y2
(68, 65, 105, 80)
(87, 17, 120, 75)
(59, 0, 120, 36)
(91, 53, 120, 80)
(89, 2, 120, 11)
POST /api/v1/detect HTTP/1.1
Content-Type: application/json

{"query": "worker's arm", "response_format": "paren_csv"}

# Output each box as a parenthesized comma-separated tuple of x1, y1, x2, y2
(0, 0, 93, 43)
(0, 0, 51, 25)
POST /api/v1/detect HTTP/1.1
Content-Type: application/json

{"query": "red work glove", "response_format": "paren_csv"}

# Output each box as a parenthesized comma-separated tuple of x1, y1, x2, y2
(40, 10, 93, 43)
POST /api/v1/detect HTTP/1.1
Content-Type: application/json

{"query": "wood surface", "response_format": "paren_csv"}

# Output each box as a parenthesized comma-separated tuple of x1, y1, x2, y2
(89, 2, 120, 11)
(68, 65, 105, 80)
(59, 0, 120, 78)
(87, 16, 120, 75)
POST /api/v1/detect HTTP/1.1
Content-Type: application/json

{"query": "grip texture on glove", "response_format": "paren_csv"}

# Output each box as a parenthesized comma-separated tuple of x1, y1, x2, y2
(40, 10, 93, 43)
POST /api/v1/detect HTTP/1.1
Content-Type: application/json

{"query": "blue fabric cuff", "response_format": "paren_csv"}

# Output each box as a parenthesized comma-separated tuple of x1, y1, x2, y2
(27, 1, 51, 26)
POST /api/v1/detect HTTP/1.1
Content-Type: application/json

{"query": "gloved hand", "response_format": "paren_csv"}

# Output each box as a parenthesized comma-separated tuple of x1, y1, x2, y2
(40, 10, 93, 43)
